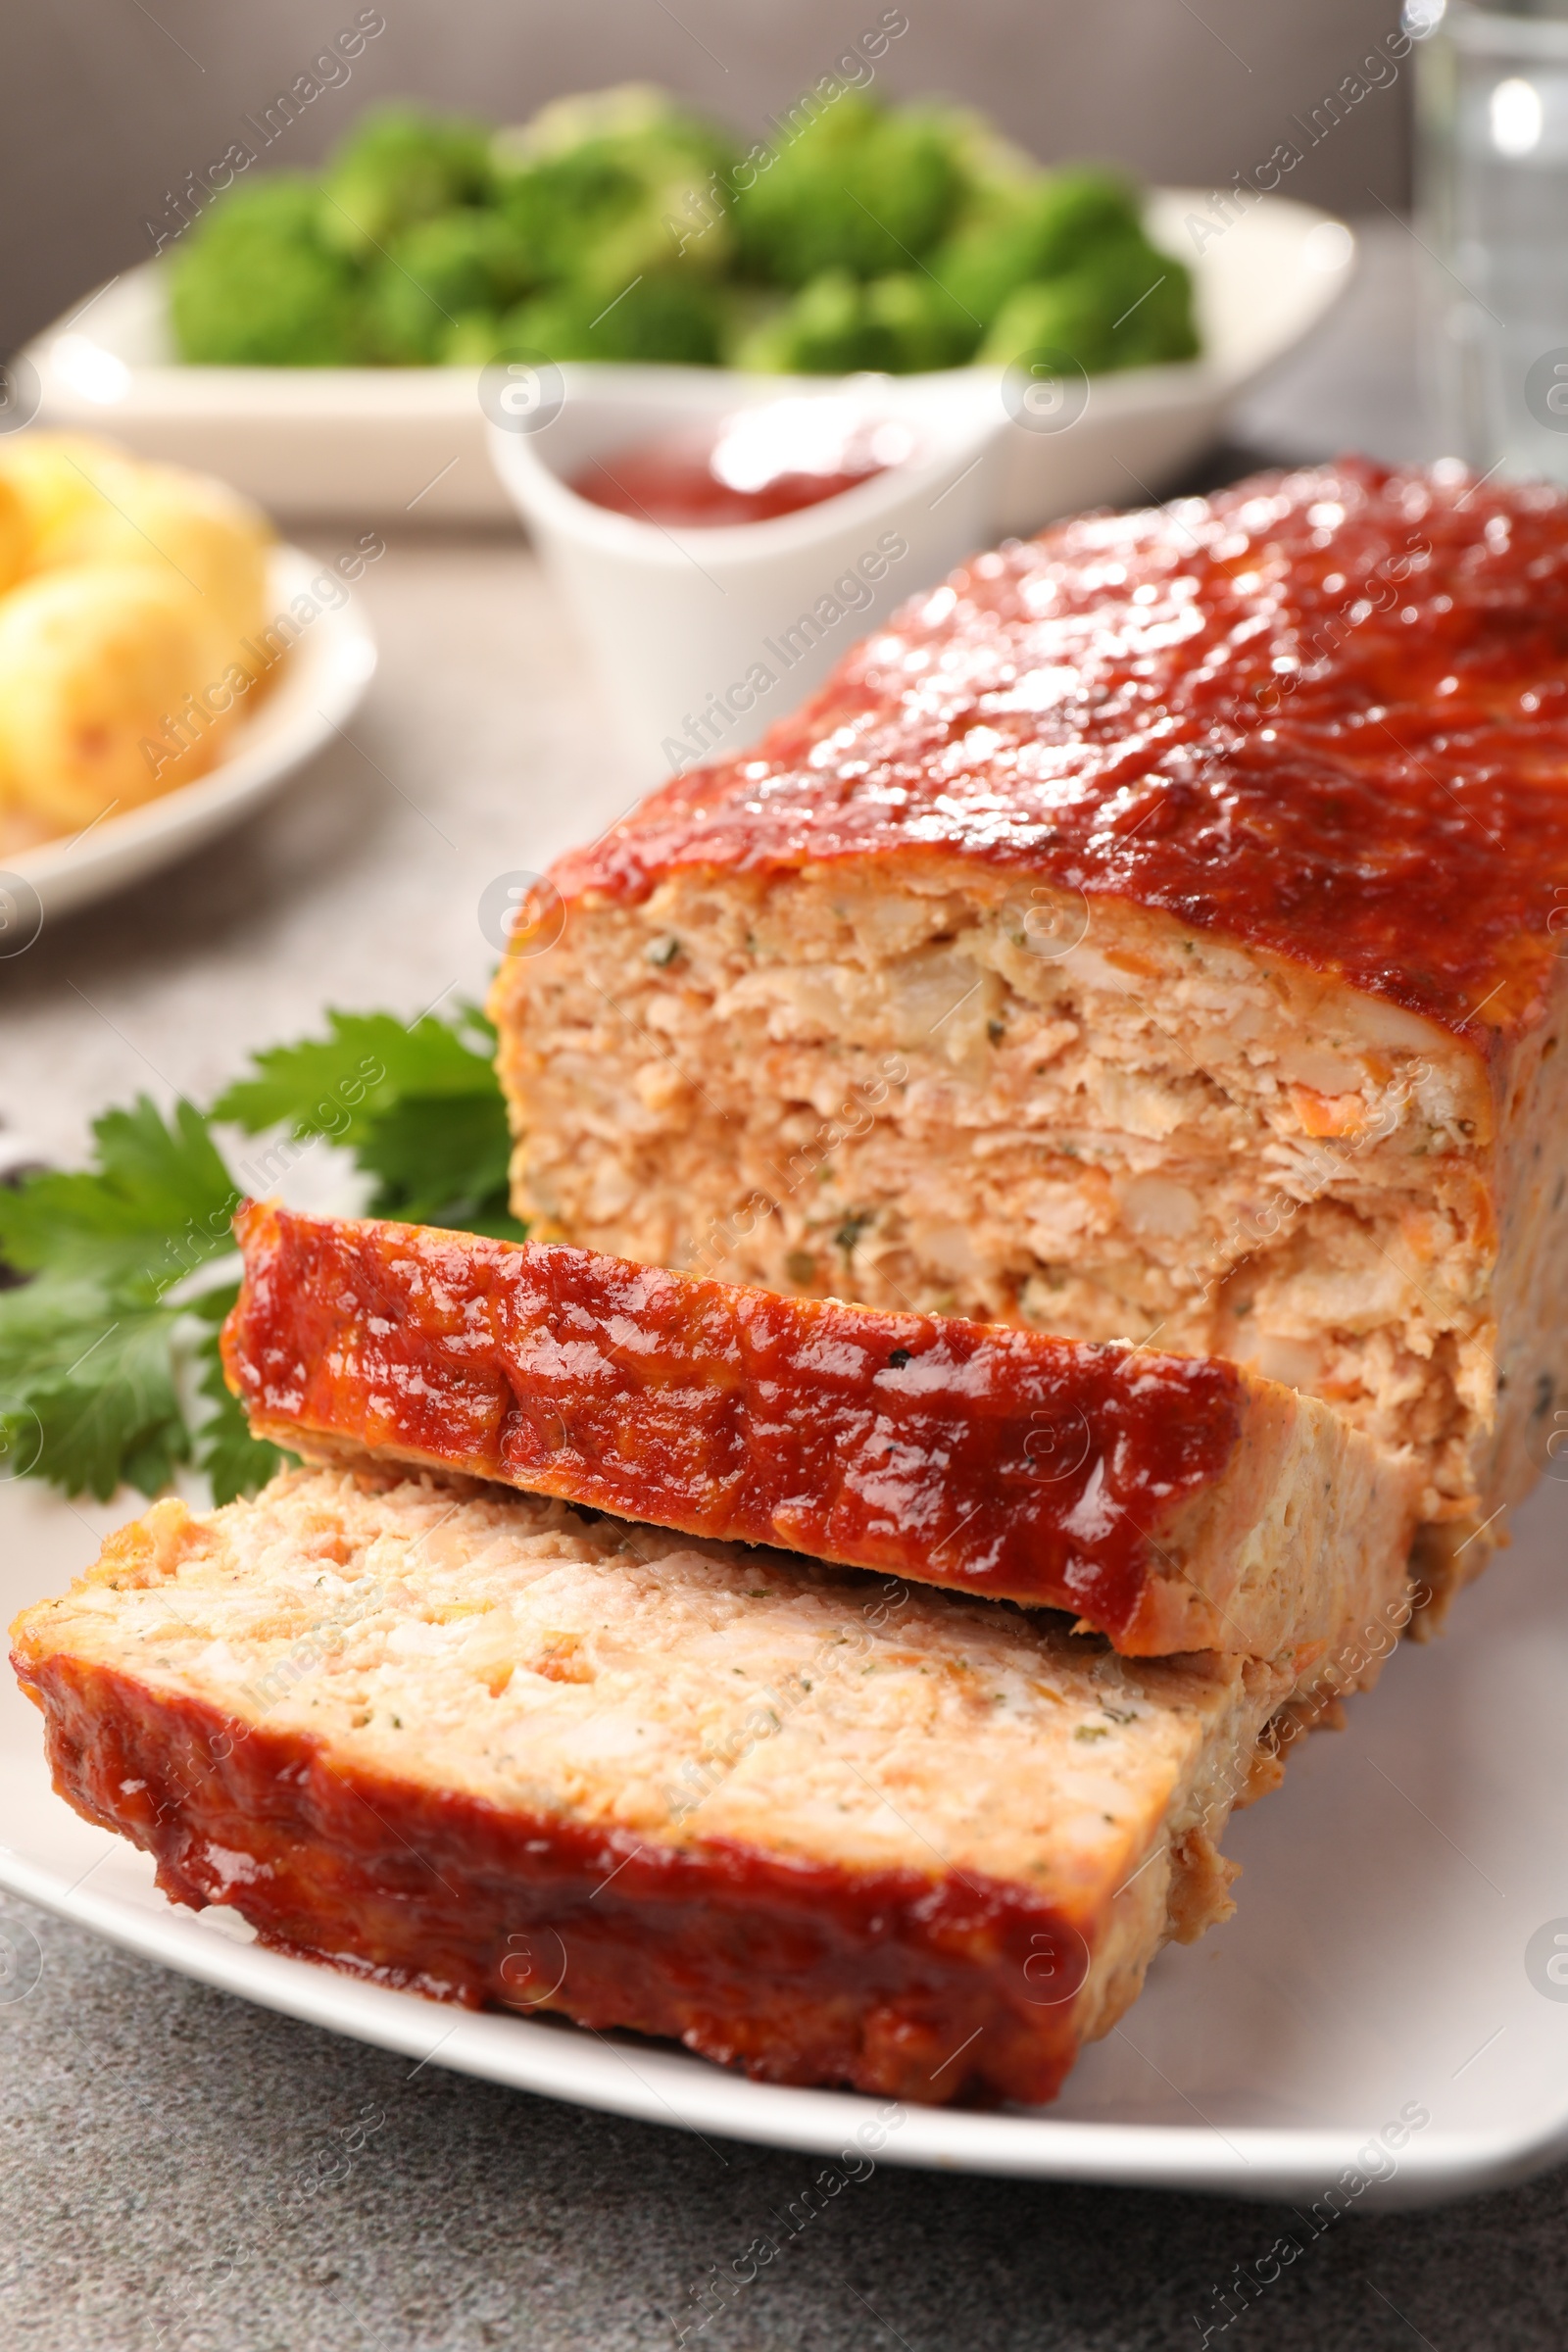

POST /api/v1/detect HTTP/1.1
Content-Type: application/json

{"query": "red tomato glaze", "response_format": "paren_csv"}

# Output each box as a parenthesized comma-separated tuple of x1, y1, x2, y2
(221, 1202, 1249, 1647)
(551, 460, 1568, 1044)
(21, 1649, 1089, 2105)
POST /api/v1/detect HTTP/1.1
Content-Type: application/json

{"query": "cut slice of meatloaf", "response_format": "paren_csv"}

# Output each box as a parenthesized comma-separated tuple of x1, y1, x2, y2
(11, 1462, 1304, 2107)
(490, 458, 1568, 1606)
(221, 1201, 1417, 1663)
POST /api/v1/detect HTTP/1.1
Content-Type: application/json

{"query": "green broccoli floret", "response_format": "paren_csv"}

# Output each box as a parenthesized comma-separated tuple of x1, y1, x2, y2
(977, 231, 1200, 375)
(730, 270, 887, 372)
(169, 173, 369, 365)
(165, 92, 1200, 380)
(318, 103, 494, 258)
(730, 267, 976, 374)
(979, 276, 1119, 375)
(715, 288, 788, 369)
(930, 105, 1045, 223)
(730, 94, 962, 285)
(366, 209, 534, 363)
(928, 168, 1145, 323)
(507, 81, 735, 178)
(440, 312, 508, 364)
(188, 172, 321, 239)
(497, 149, 698, 295)
(1105, 243, 1200, 368)
(864, 271, 983, 370)
(496, 272, 722, 366)
(495, 84, 740, 291)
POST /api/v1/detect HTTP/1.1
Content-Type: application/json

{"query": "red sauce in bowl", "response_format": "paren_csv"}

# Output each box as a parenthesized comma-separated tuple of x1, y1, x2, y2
(566, 398, 917, 527)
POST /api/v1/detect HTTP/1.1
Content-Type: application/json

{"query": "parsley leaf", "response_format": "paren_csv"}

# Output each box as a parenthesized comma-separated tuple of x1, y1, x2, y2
(188, 1282, 289, 1506)
(213, 1003, 522, 1237)
(352, 1092, 516, 1232)
(212, 1004, 497, 1130)
(0, 1096, 237, 1297)
(0, 1094, 239, 1501)
(0, 1274, 189, 1500)
(0, 999, 524, 1503)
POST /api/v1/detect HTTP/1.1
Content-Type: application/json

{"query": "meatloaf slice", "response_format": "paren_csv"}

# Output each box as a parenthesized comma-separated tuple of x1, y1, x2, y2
(489, 459, 1568, 1606)
(221, 1202, 1417, 1663)
(11, 1462, 1307, 2107)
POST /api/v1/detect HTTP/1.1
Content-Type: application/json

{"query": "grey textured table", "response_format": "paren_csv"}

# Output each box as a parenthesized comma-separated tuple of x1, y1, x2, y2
(6, 226, 1565, 2351)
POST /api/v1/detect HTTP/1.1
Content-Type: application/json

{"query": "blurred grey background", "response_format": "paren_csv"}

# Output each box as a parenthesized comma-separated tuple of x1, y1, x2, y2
(0, 0, 1410, 351)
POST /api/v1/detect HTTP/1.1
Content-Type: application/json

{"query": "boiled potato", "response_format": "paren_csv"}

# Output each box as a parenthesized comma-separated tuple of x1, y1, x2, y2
(0, 564, 229, 833)
(19, 443, 271, 680)
(0, 434, 279, 843)
(0, 475, 27, 599)
(0, 432, 139, 556)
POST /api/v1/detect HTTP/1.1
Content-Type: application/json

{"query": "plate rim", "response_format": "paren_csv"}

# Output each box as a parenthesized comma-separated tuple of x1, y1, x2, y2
(0, 1827, 1555, 2209)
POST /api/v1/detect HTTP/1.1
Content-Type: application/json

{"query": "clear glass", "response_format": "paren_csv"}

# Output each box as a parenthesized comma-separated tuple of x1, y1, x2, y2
(1415, 0, 1568, 479)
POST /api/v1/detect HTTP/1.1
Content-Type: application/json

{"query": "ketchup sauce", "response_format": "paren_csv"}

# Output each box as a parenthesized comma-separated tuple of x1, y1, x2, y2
(567, 398, 916, 527)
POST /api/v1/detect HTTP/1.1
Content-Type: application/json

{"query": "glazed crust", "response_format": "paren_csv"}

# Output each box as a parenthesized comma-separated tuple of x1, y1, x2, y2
(220, 1203, 1413, 1656)
(9, 1467, 1296, 2107)
(23, 1651, 1090, 2105)
(552, 460, 1568, 1053)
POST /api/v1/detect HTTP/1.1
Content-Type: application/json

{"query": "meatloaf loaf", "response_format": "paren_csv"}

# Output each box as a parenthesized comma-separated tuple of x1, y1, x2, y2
(11, 1461, 1306, 2106)
(490, 460, 1568, 1602)
(222, 1201, 1416, 1663)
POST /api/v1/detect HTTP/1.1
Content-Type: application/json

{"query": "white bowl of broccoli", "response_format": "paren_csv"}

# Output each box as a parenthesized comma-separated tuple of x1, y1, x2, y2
(17, 89, 1353, 532)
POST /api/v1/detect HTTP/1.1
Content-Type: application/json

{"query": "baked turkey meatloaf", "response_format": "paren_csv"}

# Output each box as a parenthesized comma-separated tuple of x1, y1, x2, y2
(222, 1201, 1417, 1664)
(11, 1462, 1304, 2106)
(490, 459, 1568, 1602)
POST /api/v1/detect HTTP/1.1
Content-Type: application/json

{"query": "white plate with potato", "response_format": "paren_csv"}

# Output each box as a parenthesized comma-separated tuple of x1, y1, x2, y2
(0, 545, 375, 927)
(0, 434, 376, 929)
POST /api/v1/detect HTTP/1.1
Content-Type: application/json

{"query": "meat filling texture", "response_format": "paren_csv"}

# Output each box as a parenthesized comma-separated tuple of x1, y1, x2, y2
(495, 859, 1568, 1575)
(11, 1465, 1298, 2105)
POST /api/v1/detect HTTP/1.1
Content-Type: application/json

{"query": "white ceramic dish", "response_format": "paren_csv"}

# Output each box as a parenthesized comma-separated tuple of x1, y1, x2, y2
(488, 370, 1007, 768)
(17, 192, 1354, 532)
(0, 546, 376, 929)
(4, 1465, 1566, 2207)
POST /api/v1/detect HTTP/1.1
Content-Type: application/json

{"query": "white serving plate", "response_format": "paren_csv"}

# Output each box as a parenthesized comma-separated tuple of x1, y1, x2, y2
(17, 192, 1354, 534)
(0, 546, 376, 926)
(3, 1465, 1566, 2206)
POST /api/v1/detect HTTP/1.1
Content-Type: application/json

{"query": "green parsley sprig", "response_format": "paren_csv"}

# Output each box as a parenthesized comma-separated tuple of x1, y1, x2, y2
(0, 1002, 520, 1506)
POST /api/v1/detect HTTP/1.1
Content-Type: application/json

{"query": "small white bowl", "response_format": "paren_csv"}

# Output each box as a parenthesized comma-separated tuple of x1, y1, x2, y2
(487, 368, 1008, 772)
